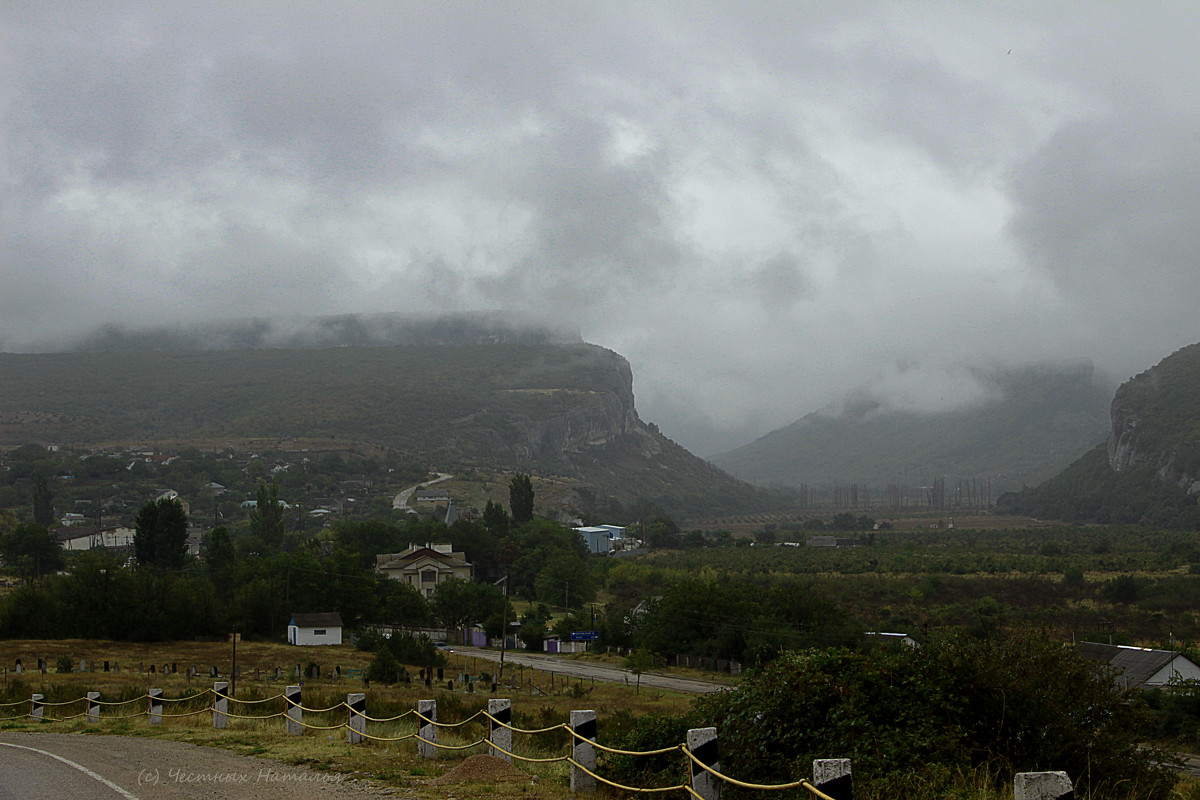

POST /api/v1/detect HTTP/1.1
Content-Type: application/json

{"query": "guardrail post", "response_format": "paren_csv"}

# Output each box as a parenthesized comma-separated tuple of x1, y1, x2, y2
(31, 693, 43, 722)
(687, 727, 721, 800)
(570, 710, 597, 794)
(347, 693, 366, 744)
(86, 692, 100, 723)
(1014, 771, 1073, 800)
(417, 699, 438, 759)
(813, 759, 853, 800)
(488, 699, 512, 762)
(213, 681, 229, 729)
(285, 685, 302, 735)
(148, 688, 163, 725)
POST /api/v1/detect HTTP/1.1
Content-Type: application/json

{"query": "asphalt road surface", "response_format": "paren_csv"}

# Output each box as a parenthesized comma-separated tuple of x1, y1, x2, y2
(0, 732, 395, 800)
(453, 647, 730, 694)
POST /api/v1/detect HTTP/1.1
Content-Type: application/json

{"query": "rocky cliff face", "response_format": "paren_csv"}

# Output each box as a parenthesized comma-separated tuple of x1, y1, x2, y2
(1106, 343, 1200, 495)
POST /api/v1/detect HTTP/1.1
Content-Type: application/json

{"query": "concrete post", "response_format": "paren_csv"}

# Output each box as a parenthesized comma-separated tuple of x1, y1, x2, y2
(148, 689, 163, 725)
(570, 710, 598, 794)
(86, 692, 100, 723)
(1014, 772, 1073, 800)
(417, 699, 438, 759)
(687, 727, 721, 800)
(488, 699, 512, 762)
(813, 759, 853, 800)
(285, 685, 302, 735)
(213, 681, 229, 729)
(31, 694, 44, 722)
(347, 693, 366, 744)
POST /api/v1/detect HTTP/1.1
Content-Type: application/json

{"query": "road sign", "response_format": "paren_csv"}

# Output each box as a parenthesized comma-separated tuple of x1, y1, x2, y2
(570, 631, 599, 641)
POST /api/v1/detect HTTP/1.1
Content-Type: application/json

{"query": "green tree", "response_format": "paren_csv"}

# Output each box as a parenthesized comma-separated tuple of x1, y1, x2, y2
(483, 499, 510, 537)
(508, 473, 534, 524)
(0, 522, 65, 577)
(205, 526, 236, 591)
(134, 497, 189, 570)
(31, 474, 55, 528)
(249, 479, 286, 547)
(623, 648, 655, 694)
(431, 578, 506, 629)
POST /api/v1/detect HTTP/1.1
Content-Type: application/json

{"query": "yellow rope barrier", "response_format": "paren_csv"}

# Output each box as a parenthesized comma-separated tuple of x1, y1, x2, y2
(680, 744, 823, 794)
(93, 696, 149, 706)
(356, 710, 412, 723)
(223, 694, 285, 704)
(291, 718, 349, 732)
(1, 690, 835, 798)
(160, 691, 213, 703)
(564, 757, 689, 794)
(159, 708, 213, 719)
(485, 740, 569, 764)
(564, 726, 682, 755)
(295, 702, 348, 714)
(413, 710, 485, 728)
(414, 734, 487, 751)
(355, 728, 419, 743)
(480, 711, 567, 735)
(220, 710, 288, 721)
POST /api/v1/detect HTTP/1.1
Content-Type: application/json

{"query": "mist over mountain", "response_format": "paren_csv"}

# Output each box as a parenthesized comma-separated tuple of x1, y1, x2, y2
(710, 361, 1114, 497)
(28, 312, 582, 353)
(0, 318, 779, 520)
(998, 343, 1200, 528)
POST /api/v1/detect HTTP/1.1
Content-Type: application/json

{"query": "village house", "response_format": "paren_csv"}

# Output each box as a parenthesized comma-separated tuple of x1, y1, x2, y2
(1079, 642, 1200, 689)
(287, 612, 344, 646)
(375, 543, 473, 598)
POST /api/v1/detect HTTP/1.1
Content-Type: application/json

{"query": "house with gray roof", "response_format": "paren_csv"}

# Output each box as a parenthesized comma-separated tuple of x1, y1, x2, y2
(1078, 642, 1200, 690)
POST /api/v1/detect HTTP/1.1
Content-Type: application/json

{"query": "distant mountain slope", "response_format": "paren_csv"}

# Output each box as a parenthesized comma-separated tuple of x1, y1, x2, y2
(0, 338, 774, 519)
(710, 363, 1112, 495)
(998, 343, 1200, 528)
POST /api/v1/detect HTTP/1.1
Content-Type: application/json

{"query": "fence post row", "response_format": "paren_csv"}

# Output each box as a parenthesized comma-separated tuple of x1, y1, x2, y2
(346, 693, 366, 745)
(148, 688, 163, 725)
(213, 681, 229, 729)
(488, 699, 512, 763)
(1014, 771, 1073, 800)
(687, 727, 721, 800)
(8, 688, 1073, 800)
(285, 685, 302, 736)
(570, 709, 598, 795)
(417, 699, 438, 759)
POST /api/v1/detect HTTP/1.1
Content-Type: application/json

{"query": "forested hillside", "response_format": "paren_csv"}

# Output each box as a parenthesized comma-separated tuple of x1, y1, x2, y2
(0, 339, 776, 518)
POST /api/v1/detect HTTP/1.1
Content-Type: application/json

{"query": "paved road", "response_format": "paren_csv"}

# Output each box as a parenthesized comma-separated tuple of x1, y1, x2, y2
(0, 732, 393, 800)
(453, 647, 731, 694)
(392, 473, 452, 510)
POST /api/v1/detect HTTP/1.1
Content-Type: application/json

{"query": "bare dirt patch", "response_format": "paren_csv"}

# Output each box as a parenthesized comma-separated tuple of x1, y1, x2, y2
(428, 754, 530, 785)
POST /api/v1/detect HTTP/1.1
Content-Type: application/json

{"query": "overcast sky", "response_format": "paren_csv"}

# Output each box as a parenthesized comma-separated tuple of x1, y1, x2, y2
(3, 2, 1199, 455)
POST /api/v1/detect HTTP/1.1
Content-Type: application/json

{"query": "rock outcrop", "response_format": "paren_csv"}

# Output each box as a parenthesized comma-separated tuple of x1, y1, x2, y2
(1107, 342, 1200, 495)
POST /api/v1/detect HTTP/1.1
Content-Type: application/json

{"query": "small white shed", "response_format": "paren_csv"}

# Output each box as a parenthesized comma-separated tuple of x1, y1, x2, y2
(288, 612, 343, 646)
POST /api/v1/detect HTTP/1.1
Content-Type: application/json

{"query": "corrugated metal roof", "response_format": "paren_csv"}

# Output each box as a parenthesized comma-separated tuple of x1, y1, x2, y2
(1079, 642, 1179, 687)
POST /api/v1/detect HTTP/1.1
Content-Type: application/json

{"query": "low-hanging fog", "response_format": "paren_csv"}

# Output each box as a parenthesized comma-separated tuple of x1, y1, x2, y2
(3, 3, 1198, 455)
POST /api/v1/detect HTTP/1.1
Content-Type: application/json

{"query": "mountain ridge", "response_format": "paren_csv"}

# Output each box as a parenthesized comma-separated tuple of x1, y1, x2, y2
(710, 361, 1113, 496)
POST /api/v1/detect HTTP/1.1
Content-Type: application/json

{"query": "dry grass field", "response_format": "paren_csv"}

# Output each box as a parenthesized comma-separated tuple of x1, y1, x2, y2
(0, 639, 698, 799)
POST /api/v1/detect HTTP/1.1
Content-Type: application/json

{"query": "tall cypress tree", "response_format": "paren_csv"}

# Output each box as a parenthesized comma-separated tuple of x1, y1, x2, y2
(508, 473, 534, 524)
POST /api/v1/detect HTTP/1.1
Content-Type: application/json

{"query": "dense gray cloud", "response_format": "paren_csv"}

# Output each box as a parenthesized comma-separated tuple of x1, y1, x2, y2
(3, 2, 1199, 455)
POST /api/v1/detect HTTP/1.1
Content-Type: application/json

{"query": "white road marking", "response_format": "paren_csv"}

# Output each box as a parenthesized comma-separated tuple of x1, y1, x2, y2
(0, 741, 139, 800)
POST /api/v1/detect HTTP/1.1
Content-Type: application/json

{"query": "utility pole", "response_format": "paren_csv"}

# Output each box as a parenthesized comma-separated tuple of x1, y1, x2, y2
(498, 572, 509, 682)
